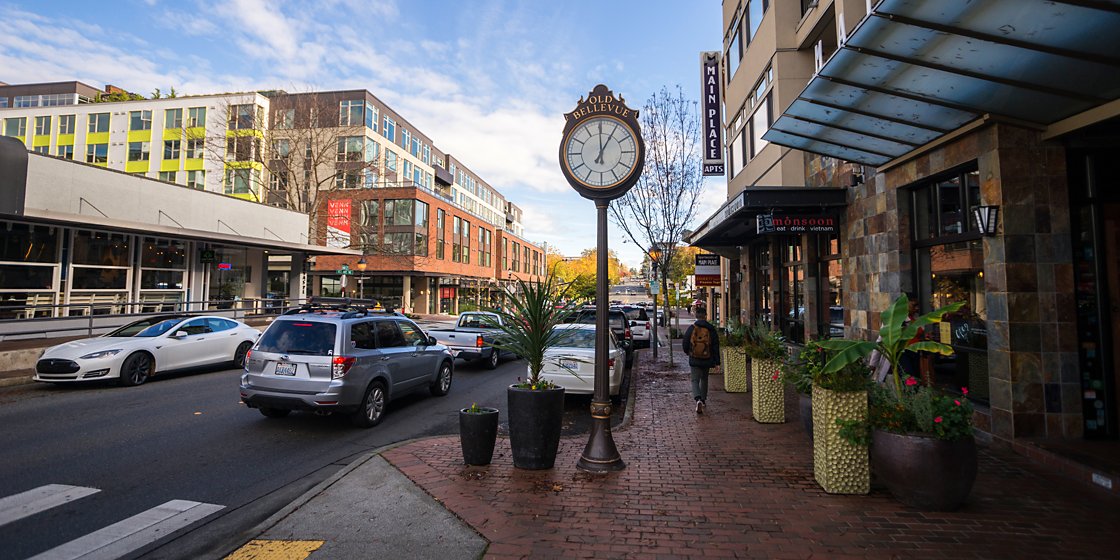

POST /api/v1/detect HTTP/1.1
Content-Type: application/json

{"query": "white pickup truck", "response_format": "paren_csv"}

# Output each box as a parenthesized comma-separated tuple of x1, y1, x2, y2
(428, 311, 516, 369)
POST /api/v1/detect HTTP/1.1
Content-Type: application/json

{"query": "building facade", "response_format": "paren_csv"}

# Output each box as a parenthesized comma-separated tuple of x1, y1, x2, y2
(691, 0, 1120, 460)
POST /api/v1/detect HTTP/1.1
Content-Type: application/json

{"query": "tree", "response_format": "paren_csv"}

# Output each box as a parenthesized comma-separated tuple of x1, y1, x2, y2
(609, 85, 705, 363)
(550, 249, 625, 301)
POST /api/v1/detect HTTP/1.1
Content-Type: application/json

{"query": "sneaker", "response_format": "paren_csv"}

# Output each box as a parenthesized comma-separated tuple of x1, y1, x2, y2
(696, 399, 703, 414)
(700, 400, 706, 413)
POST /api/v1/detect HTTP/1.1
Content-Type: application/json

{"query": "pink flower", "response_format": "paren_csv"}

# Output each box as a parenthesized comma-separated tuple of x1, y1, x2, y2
(934, 416, 943, 423)
(961, 387, 969, 395)
(954, 400, 961, 406)
(905, 377, 918, 387)
(771, 373, 779, 381)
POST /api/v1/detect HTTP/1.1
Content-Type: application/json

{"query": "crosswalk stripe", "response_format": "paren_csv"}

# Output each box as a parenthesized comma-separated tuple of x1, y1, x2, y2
(28, 499, 225, 560)
(0, 485, 100, 527)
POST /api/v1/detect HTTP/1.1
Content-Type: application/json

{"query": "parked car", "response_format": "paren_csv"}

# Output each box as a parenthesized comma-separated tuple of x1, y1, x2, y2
(615, 305, 652, 349)
(428, 311, 518, 369)
(538, 324, 625, 397)
(34, 314, 260, 387)
(567, 308, 634, 367)
(239, 300, 454, 427)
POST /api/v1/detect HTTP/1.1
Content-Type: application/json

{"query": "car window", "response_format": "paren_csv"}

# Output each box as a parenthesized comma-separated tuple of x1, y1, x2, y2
(206, 318, 236, 332)
(176, 318, 212, 336)
(256, 321, 336, 355)
(621, 308, 648, 321)
(127, 318, 183, 337)
(398, 321, 427, 346)
(108, 317, 182, 337)
(557, 329, 596, 348)
(351, 322, 376, 349)
(374, 320, 406, 348)
(460, 315, 486, 328)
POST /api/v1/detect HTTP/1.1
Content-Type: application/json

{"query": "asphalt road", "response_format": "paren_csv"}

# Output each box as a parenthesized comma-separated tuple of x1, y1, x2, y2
(0, 350, 631, 560)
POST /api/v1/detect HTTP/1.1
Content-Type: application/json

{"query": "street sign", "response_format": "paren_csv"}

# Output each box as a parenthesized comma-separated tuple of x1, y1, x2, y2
(649, 281, 660, 295)
(337, 265, 353, 275)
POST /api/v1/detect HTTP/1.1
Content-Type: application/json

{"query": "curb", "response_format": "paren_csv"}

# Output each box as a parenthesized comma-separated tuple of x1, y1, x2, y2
(0, 375, 34, 388)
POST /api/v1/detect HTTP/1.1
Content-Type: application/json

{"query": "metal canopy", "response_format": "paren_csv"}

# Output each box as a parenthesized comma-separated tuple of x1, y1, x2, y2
(687, 187, 847, 252)
(763, 0, 1120, 166)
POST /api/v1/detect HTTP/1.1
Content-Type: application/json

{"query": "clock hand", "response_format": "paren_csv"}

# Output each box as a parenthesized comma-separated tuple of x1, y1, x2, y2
(594, 122, 605, 164)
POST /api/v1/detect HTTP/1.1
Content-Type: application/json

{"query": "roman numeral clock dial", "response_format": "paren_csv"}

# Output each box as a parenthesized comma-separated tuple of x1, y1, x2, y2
(559, 85, 644, 201)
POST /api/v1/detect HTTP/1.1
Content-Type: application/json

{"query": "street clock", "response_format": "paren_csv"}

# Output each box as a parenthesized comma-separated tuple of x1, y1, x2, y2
(559, 84, 645, 200)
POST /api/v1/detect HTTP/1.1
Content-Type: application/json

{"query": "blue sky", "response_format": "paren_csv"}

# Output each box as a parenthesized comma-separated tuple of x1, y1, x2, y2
(1, 0, 726, 267)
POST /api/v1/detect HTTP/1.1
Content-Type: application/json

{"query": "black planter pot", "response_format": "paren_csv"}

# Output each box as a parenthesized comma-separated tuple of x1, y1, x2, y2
(459, 407, 499, 466)
(507, 385, 565, 470)
(799, 393, 813, 439)
(871, 429, 978, 511)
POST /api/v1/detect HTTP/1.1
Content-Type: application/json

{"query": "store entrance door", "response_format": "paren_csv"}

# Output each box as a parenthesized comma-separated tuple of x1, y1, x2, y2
(1105, 204, 1120, 430)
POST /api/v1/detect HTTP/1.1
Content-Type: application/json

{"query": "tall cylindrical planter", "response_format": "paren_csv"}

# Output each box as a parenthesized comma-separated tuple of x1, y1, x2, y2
(812, 384, 869, 494)
(721, 346, 749, 393)
(459, 407, 499, 466)
(871, 430, 977, 510)
(507, 385, 565, 470)
(750, 357, 784, 423)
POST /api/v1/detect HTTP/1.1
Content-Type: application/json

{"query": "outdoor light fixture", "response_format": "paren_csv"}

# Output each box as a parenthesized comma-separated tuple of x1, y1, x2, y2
(355, 255, 368, 272)
(972, 205, 1000, 236)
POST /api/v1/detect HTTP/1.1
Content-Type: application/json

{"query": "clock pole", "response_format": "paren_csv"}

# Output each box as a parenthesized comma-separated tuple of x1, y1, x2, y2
(576, 199, 625, 472)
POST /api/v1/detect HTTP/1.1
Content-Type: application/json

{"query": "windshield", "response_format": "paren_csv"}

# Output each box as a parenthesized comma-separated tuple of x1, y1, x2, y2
(556, 329, 596, 348)
(573, 311, 624, 330)
(107, 317, 183, 337)
(620, 308, 647, 321)
(256, 321, 337, 356)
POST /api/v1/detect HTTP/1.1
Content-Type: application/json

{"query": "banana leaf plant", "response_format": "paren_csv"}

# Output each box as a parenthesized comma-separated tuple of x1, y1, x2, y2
(817, 294, 964, 395)
(482, 273, 578, 388)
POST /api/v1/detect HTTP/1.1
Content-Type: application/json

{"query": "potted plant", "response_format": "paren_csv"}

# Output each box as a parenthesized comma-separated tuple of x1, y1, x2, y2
(719, 320, 750, 393)
(819, 294, 973, 510)
(778, 340, 822, 437)
(745, 322, 785, 423)
(485, 274, 576, 470)
(810, 359, 872, 495)
(459, 402, 499, 466)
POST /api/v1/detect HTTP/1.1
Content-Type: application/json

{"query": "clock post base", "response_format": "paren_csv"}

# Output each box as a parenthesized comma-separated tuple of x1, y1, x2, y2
(576, 400, 625, 473)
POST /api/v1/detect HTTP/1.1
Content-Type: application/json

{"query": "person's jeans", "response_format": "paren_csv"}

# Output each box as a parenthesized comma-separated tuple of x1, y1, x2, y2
(690, 366, 709, 402)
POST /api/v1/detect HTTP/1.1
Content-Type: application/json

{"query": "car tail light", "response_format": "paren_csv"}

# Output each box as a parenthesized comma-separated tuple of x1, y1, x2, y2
(625, 327, 631, 339)
(608, 358, 615, 368)
(332, 356, 356, 379)
(476, 335, 485, 348)
(245, 350, 252, 360)
(645, 321, 651, 331)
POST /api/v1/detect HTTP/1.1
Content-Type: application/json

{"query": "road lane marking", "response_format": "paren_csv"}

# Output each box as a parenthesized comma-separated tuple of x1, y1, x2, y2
(225, 540, 325, 560)
(28, 499, 224, 560)
(0, 484, 100, 527)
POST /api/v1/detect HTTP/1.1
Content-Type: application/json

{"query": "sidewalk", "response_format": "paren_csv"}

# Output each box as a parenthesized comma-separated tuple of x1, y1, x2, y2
(228, 345, 1120, 559)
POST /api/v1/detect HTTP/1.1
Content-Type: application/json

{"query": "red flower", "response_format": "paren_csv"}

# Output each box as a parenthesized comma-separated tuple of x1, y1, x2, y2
(771, 373, 779, 381)
(954, 400, 961, 406)
(905, 377, 918, 387)
(961, 387, 969, 395)
(934, 416, 943, 423)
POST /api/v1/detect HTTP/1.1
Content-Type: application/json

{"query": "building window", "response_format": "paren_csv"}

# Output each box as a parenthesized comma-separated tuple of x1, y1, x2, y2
(778, 236, 804, 344)
(130, 110, 152, 131)
(57, 145, 74, 160)
(69, 230, 131, 292)
(335, 171, 361, 189)
(748, 0, 768, 42)
(511, 241, 520, 271)
(415, 201, 429, 257)
(502, 238, 508, 270)
(749, 93, 771, 158)
(819, 234, 843, 339)
(274, 138, 291, 159)
(164, 140, 181, 160)
(436, 209, 446, 259)
(460, 218, 471, 264)
(339, 100, 363, 126)
(128, 141, 151, 161)
(164, 108, 183, 129)
(33, 146, 49, 154)
(3, 117, 26, 137)
(88, 113, 109, 134)
(86, 143, 108, 164)
(224, 168, 253, 194)
(365, 103, 377, 131)
(186, 138, 204, 159)
(400, 128, 411, 151)
(385, 150, 397, 172)
(34, 116, 51, 136)
(159, 171, 177, 183)
(226, 136, 259, 161)
(383, 116, 396, 143)
(187, 170, 205, 190)
(337, 136, 363, 162)
(229, 104, 256, 130)
(58, 114, 75, 135)
(187, 107, 206, 127)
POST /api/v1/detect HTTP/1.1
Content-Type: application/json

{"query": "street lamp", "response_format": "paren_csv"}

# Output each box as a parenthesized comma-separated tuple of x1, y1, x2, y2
(355, 255, 367, 299)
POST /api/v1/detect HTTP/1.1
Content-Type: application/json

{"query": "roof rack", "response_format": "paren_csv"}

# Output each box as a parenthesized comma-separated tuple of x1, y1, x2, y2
(283, 297, 395, 319)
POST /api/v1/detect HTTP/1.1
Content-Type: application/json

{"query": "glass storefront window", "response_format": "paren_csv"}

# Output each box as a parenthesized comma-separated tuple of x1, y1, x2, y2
(780, 236, 805, 344)
(752, 244, 771, 327)
(820, 234, 843, 339)
(141, 238, 186, 269)
(71, 267, 128, 289)
(72, 231, 130, 266)
(0, 265, 54, 289)
(0, 222, 58, 263)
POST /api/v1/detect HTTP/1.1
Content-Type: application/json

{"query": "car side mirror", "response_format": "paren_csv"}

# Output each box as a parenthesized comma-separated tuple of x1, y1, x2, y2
(171, 330, 188, 338)
(427, 335, 438, 346)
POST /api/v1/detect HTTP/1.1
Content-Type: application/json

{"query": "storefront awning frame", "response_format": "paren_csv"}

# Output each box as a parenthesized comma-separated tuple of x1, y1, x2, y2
(687, 187, 848, 256)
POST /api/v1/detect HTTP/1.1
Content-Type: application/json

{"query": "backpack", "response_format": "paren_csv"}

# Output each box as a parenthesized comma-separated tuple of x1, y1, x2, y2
(689, 325, 712, 360)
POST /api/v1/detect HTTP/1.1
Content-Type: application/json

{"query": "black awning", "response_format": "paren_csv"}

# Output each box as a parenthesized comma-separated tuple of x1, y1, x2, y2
(687, 187, 848, 251)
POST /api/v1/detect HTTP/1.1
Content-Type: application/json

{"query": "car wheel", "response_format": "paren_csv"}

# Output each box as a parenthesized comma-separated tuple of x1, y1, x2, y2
(118, 352, 153, 387)
(351, 380, 387, 428)
(485, 349, 500, 370)
(259, 407, 290, 418)
(234, 341, 253, 368)
(430, 361, 453, 396)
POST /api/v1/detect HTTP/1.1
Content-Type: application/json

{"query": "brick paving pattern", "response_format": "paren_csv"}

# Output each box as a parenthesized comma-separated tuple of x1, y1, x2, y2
(385, 348, 1120, 559)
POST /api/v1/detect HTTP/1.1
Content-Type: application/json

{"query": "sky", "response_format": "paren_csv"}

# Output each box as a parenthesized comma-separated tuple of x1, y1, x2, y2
(0, 0, 727, 268)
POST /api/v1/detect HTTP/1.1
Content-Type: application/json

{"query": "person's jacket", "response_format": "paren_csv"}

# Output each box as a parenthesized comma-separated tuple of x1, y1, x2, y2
(681, 320, 721, 368)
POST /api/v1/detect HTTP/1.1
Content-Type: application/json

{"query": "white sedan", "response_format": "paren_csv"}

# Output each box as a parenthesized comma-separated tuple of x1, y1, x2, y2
(537, 324, 625, 396)
(35, 315, 260, 387)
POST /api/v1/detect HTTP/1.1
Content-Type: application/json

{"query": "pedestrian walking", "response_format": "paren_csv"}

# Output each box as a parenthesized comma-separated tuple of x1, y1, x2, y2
(681, 306, 720, 414)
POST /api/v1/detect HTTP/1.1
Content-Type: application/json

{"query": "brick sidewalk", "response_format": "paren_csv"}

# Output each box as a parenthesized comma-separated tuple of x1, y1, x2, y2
(385, 348, 1120, 559)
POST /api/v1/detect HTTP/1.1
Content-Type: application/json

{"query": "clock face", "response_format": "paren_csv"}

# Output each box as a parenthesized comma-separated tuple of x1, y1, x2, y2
(564, 116, 639, 189)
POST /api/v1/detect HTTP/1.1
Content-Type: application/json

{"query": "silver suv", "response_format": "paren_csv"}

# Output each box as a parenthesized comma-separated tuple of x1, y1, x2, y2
(240, 299, 454, 428)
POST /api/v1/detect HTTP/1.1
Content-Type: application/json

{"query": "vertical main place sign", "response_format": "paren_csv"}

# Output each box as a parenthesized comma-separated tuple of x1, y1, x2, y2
(700, 52, 724, 176)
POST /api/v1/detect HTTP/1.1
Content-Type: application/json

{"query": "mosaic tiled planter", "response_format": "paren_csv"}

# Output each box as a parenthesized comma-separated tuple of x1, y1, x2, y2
(721, 346, 749, 393)
(750, 357, 784, 423)
(812, 384, 869, 494)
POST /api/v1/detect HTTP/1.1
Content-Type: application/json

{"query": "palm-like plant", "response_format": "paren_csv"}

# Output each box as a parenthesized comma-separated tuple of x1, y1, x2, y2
(817, 294, 964, 395)
(484, 274, 578, 388)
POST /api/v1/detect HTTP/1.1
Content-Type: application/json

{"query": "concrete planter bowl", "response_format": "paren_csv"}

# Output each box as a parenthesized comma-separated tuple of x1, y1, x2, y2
(750, 357, 784, 423)
(871, 429, 977, 510)
(812, 384, 869, 495)
(721, 346, 749, 393)
(507, 385, 565, 470)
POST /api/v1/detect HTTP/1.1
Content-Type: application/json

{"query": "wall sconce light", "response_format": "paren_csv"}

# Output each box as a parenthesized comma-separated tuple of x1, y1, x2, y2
(972, 205, 999, 236)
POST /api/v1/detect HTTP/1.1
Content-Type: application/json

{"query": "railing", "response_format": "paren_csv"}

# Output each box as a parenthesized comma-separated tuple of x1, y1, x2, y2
(0, 297, 310, 342)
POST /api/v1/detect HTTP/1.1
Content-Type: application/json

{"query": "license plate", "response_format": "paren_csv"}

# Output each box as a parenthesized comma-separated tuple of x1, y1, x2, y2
(274, 362, 297, 376)
(559, 359, 579, 370)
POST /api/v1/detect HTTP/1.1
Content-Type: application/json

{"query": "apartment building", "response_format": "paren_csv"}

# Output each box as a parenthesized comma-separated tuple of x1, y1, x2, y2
(689, 1, 1120, 452)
